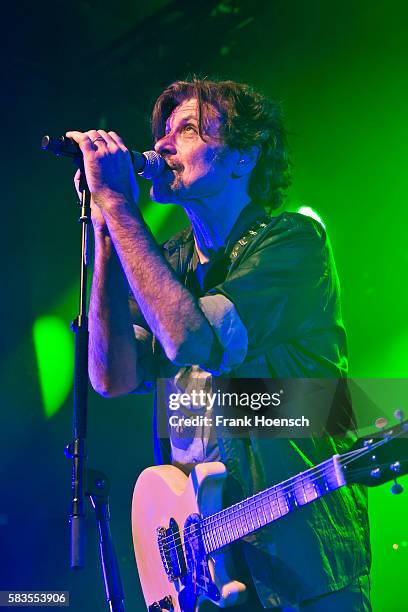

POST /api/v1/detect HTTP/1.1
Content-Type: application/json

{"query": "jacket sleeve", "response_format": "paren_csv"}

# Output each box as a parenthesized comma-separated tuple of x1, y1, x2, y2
(196, 293, 248, 375)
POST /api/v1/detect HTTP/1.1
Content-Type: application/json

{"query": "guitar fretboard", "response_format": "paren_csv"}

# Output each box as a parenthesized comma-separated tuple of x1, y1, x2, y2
(201, 455, 345, 553)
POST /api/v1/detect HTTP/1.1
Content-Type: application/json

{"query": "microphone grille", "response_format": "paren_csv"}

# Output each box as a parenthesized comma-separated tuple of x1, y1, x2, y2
(139, 150, 165, 179)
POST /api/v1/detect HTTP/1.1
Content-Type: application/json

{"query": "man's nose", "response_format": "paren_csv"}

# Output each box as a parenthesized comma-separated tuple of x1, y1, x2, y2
(154, 133, 177, 156)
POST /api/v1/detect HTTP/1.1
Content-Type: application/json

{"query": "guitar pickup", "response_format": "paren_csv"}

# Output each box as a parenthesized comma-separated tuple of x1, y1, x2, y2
(166, 518, 187, 579)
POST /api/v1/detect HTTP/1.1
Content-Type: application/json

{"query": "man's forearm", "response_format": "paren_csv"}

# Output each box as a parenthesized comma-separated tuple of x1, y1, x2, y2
(89, 231, 141, 396)
(101, 201, 215, 365)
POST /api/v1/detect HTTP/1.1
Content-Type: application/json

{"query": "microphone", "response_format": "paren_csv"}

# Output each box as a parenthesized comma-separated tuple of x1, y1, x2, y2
(41, 135, 165, 180)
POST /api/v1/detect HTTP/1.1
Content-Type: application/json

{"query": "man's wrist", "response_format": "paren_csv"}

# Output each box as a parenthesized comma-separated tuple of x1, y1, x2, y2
(93, 231, 122, 267)
(93, 191, 138, 213)
(94, 228, 112, 246)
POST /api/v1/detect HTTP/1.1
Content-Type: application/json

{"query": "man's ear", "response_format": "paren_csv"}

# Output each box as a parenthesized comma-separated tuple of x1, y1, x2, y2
(232, 146, 261, 177)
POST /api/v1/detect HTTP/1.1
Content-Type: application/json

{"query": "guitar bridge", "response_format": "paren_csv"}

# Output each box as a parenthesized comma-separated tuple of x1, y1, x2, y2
(157, 518, 187, 583)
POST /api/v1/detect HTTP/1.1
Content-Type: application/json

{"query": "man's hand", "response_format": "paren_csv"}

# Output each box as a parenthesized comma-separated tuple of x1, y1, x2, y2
(68, 130, 215, 371)
(66, 129, 140, 211)
(74, 169, 108, 234)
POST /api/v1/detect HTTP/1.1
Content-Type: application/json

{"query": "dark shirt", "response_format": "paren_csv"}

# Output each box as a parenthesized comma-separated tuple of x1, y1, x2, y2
(129, 205, 371, 608)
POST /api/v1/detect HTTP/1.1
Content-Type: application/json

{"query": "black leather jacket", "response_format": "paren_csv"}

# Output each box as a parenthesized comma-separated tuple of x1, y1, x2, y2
(131, 204, 371, 608)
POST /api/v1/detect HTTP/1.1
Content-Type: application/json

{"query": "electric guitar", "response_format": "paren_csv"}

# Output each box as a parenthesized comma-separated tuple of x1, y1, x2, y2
(132, 418, 408, 611)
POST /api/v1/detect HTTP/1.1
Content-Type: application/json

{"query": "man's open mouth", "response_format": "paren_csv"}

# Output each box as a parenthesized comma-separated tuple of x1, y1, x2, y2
(162, 159, 183, 173)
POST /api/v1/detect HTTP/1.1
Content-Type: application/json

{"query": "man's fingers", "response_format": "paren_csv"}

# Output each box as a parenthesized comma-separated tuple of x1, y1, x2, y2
(66, 130, 96, 154)
(97, 129, 121, 149)
(108, 131, 128, 151)
(86, 130, 110, 151)
(99, 129, 130, 158)
(66, 129, 128, 155)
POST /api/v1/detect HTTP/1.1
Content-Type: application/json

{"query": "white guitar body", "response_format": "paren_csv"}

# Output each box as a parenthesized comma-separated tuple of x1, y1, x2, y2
(132, 462, 247, 611)
(132, 420, 408, 611)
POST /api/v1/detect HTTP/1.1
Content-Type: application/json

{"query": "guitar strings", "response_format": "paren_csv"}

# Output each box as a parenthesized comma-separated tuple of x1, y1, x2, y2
(158, 431, 403, 553)
(158, 457, 406, 566)
(157, 457, 334, 550)
(156, 429, 406, 557)
(204, 430, 406, 537)
(158, 443, 367, 550)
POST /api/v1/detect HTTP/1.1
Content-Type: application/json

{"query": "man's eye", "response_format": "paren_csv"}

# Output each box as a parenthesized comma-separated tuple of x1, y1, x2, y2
(182, 124, 197, 133)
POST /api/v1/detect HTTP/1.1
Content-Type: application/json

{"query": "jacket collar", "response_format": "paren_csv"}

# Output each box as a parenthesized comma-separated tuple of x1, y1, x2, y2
(162, 202, 267, 257)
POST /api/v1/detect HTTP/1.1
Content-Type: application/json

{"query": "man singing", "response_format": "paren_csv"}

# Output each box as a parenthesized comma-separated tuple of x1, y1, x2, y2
(67, 78, 371, 611)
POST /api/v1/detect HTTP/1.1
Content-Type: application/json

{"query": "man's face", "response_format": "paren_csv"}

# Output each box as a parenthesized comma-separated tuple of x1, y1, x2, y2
(151, 98, 238, 204)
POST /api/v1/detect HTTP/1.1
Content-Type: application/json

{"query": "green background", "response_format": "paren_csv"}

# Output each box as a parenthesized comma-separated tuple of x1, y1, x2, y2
(1, 1, 407, 609)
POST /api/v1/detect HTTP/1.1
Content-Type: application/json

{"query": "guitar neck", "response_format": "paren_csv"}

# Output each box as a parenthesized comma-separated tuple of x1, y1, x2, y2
(201, 455, 346, 554)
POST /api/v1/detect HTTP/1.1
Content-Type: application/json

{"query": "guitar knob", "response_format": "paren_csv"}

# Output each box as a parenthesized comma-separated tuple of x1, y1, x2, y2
(375, 417, 388, 429)
(159, 596, 174, 611)
(391, 480, 404, 495)
(394, 409, 405, 422)
(370, 468, 381, 478)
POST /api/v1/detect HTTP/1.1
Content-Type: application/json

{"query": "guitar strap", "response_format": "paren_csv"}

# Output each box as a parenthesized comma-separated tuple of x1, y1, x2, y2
(227, 213, 271, 265)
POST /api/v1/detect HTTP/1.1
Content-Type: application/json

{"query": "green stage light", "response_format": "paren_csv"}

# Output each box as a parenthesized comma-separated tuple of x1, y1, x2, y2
(142, 202, 174, 235)
(33, 316, 74, 419)
(297, 206, 326, 229)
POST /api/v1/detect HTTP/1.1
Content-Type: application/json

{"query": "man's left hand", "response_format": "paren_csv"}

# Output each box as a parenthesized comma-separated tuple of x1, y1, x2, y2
(66, 129, 140, 211)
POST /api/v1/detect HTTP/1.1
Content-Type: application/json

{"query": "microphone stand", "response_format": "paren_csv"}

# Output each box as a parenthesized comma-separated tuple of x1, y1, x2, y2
(63, 157, 125, 612)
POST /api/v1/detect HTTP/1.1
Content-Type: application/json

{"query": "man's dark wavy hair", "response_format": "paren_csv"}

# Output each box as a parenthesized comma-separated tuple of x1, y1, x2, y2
(151, 78, 291, 211)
